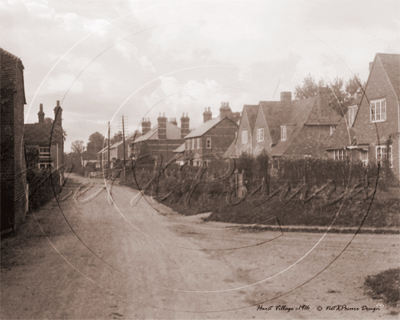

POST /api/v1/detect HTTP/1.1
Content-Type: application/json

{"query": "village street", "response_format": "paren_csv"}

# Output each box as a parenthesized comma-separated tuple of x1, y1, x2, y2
(1, 174, 399, 319)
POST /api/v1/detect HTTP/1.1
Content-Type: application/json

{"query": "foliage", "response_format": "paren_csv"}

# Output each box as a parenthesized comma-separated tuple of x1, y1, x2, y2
(364, 268, 400, 307)
(294, 74, 366, 115)
(62, 129, 67, 142)
(25, 146, 39, 169)
(71, 140, 85, 155)
(86, 132, 105, 158)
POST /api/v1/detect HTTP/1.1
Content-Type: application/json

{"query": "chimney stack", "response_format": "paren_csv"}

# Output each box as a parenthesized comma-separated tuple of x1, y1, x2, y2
(180, 112, 190, 139)
(317, 87, 329, 118)
(157, 113, 167, 140)
(141, 118, 151, 135)
(203, 107, 212, 123)
(38, 103, 45, 123)
(219, 102, 232, 119)
(53, 100, 63, 127)
(280, 92, 292, 102)
(170, 117, 178, 126)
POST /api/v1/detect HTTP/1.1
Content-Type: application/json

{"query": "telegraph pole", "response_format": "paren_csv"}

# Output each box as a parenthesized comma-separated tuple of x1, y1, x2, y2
(107, 121, 110, 167)
(122, 115, 126, 167)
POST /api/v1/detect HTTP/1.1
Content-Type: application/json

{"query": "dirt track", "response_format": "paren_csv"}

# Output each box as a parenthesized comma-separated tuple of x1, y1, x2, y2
(1, 174, 399, 319)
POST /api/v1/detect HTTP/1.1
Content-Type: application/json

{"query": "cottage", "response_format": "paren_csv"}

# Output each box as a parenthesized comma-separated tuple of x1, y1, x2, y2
(326, 53, 400, 179)
(225, 88, 341, 159)
(24, 101, 64, 169)
(181, 103, 239, 165)
(131, 114, 187, 164)
(0, 48, 28, 232)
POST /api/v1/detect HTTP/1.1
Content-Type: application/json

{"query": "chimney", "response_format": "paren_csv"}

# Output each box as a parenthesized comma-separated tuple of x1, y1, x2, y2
(170, 117, 178, 126)
(141, 118, 151, 135)
(53, 100, 63, 127)
(369, 62, 373, 72)
(219, 102, 232, 119)
(203, 107, 212, 123)
(38, 103, 45, 123)
(317, 87, 330, 118)
(180, 112, 190, 139)
(157, 112, 167, 140)
(280, 92, 292, 102)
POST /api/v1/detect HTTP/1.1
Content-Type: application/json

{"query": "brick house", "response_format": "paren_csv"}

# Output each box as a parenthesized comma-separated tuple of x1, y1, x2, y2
(181, 103, 239, 165)
(24, 101, 64, 169)
(0, 48, 28, 232)
(225, 89, 341, 158)
(131, 114, 187, 164)
(325, 53, 400, 179)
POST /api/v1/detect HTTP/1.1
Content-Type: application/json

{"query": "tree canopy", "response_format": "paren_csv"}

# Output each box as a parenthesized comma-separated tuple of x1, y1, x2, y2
(71, 140, 85, 155)
(294, 74, 365, 115)
(86, 132, 105, 154)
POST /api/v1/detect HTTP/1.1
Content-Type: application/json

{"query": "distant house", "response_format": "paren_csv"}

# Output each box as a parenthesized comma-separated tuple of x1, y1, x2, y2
(325, 53, 400, 179)
(131, 114, 187, 164)
(225, 89, 341, 159)
(0, 48, 28, 232)
(181, 103, 239, 166)
(24, 101, 64, 169)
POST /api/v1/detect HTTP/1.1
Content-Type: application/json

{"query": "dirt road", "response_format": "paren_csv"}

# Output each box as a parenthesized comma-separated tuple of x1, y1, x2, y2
(1, 174, 399, 319)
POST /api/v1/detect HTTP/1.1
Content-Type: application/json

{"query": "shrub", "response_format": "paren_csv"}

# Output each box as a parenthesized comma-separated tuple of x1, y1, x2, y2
(364, 268, 400, 307)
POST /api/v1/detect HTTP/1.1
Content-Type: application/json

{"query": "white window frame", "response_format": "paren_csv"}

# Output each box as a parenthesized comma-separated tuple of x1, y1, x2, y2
(360, 150, 369, 166)
(242, 130, 248, 144)
(370, 98, 386, 123)
(376, 145, 393, 167)
(281, 125, 287, 141)
(333, 149, 347, 160)
(303, 155, 311, 159)
(206, 138, 211, 149)
(192, 139, 195, 149)
(257, 128, 264, 142)
(330, 125, 336, 136)
(39, 147, 52, 168)
(197, 138, 200, 149)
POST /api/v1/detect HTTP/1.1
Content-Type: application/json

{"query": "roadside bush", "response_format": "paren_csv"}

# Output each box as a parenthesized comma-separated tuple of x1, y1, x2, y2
(364, 268, 400, 307)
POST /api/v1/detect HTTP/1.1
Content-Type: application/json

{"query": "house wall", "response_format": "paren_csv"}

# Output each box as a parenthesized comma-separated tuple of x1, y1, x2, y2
(0, 54, 27, 232)
(353, 57, 399, 177)
(252, 109, 273, 157)
(235, 110, 255, 156)
(133, 139, 183, 164)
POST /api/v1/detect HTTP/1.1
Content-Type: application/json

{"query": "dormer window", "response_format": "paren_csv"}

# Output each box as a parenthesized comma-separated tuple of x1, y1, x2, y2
(348, 105, 357, 126)
(281, 125, 287, 141)
(370, 98, 386, 122)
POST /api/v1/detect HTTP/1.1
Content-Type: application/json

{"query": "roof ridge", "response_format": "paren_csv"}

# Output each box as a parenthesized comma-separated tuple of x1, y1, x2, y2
(0, 47, 23, 62)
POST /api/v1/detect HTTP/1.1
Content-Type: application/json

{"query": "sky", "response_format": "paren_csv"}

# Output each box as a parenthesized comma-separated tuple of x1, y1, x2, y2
(1, 0, 399, 152)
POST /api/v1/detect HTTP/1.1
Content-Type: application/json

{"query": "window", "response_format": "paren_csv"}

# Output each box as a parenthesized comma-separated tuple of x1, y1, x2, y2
(360, 150, 368, 166)
(376, 145, 393, 167)
(242, 130, 248, 144)
(39, 147, 52, 169)
(192, 139, 195, 149)
(257, 128, 264, 142)
(206, 138, 211, 149)
(303, 155, 311, 159)
(370, 99, 386, 122)
(330, 126, 336, 136)
(332, 149, 347, 160)
(186, 140, 191, 150)
(348, 105, 357, 126)
(197, 138, 201, 149)
(281, 125, 287, 141)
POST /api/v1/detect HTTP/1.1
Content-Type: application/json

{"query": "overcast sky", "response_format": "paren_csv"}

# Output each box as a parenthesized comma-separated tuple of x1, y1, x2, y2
(1, 0, 399, 152)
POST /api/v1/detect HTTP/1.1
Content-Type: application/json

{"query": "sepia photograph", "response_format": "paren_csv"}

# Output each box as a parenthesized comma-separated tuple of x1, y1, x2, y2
(1, 0, 399, 319)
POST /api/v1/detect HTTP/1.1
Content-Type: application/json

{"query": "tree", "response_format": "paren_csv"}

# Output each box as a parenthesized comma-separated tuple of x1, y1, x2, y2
(86, 132, 105, 154)
(62, 129, 67, 142)
(294, 74, 365, 115)
(71, 140, 85, 155)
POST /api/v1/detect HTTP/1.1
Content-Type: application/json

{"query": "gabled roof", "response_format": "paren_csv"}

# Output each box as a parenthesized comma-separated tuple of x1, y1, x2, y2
(184, 116, 224, 139)
(243, 104, 259, 132)
(133, 121, 181, 143)
(324, 117, 356, 150)
(24, 123, 63, 146)
(376, 53, 400, 100)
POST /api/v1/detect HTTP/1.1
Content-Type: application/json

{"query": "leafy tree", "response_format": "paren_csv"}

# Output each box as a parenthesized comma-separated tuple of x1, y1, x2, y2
(87, 132, 105, 154)
(294, 74, 365, 115)
(71, 140, 85, 155)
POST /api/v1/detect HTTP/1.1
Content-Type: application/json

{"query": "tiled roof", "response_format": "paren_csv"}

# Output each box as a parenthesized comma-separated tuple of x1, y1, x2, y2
(243, 105, 259, 132)
(377, 53, 400, 100)
(324, 117, 356, 150)
(133, 121, 181, 143)
(173, 143, 185, 152)
(24, 123, 63, 146)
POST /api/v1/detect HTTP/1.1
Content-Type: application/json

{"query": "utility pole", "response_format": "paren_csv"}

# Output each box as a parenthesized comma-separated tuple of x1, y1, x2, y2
(108, 121, 110, 167)
(122, 115, 126, 167)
